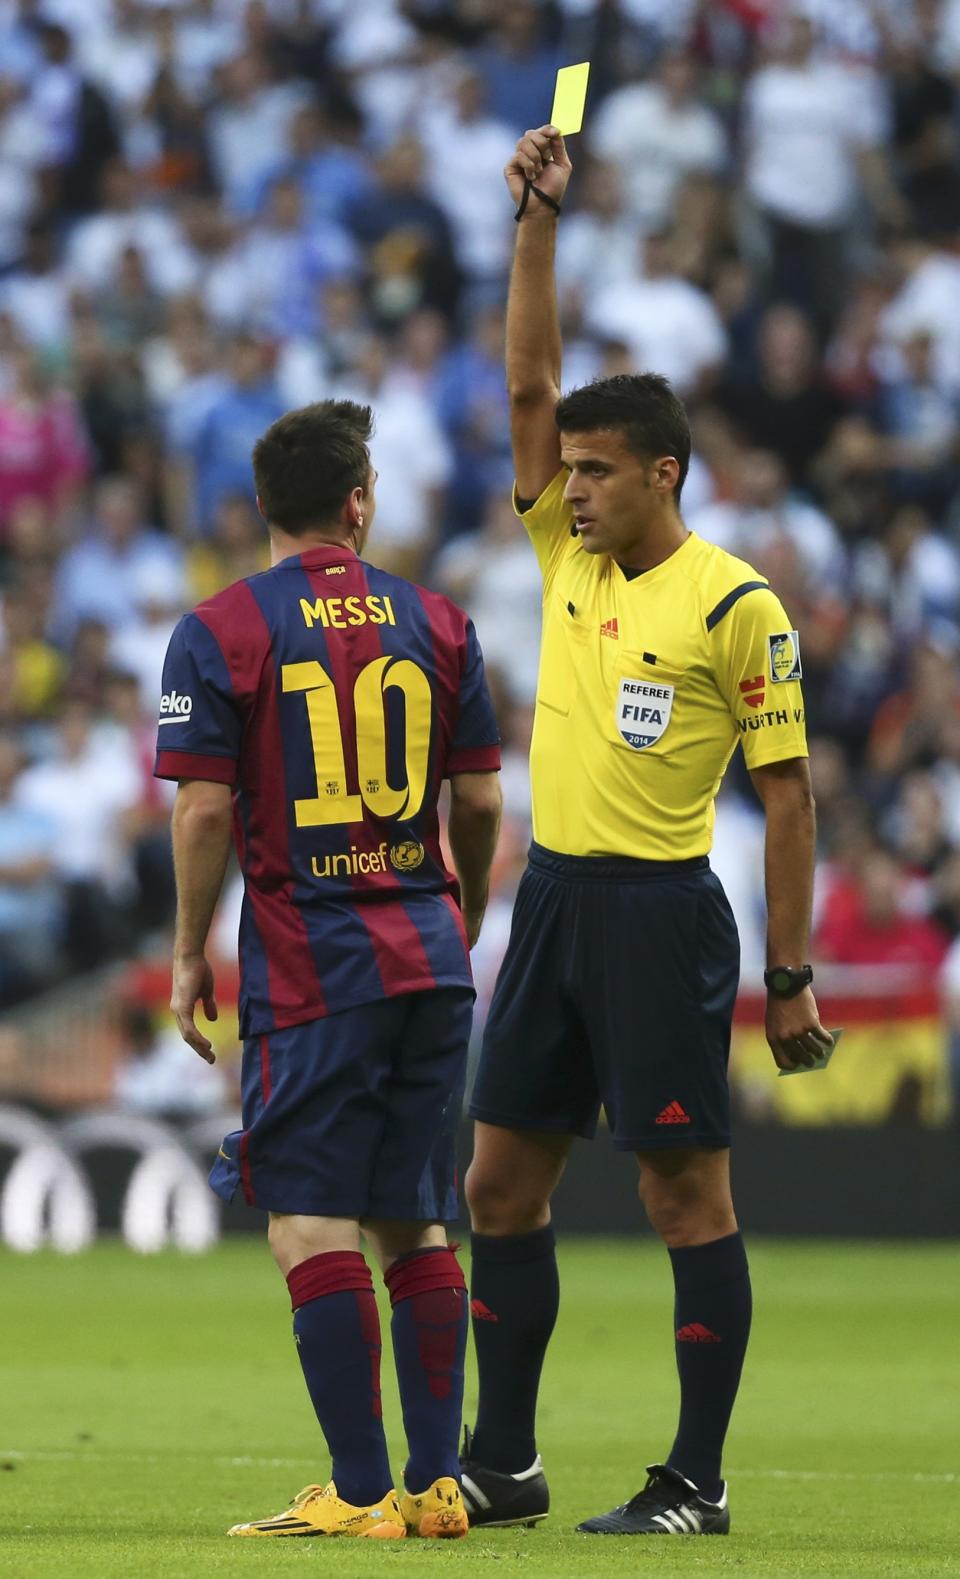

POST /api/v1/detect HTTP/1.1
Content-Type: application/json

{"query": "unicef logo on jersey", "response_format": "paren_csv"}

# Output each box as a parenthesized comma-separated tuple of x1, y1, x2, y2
(616, 677, 675, 751)
(390, 839, 425, 871)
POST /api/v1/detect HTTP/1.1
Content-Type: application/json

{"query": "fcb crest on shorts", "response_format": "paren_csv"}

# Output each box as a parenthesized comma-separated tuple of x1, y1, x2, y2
(768, 630, 802, 683)
(616, 677, 674, 750)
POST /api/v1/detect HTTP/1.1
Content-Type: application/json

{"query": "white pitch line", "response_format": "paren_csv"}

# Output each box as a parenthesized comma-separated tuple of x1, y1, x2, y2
(0, 1451, 956, 1485)
(730, 1468, 957, 1485)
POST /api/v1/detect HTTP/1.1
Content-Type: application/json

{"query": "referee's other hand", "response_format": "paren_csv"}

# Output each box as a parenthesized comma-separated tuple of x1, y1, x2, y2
(765, 987, 833, 1071)
(505, 125, 572, 210)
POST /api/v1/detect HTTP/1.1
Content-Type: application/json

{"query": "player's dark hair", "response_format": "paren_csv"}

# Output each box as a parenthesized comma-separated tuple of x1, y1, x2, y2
(252, 400, 374, 535)
(554, 374, 691, 502)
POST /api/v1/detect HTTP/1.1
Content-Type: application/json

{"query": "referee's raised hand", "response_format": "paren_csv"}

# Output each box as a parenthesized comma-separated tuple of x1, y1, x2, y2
(504, 125, 573, 211)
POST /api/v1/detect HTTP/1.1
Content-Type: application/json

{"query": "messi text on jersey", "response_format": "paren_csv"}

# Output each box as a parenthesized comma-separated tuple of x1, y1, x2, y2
(300, 594, 396, 630)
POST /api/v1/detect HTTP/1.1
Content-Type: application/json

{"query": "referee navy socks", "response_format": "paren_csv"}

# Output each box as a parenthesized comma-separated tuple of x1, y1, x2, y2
(468, 1225, 560, 1473)
(287, 1250, 393, 1507)
(666, 1230, 752, 1503)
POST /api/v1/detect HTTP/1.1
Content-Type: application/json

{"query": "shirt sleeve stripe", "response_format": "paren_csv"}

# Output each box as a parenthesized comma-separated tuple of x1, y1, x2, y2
(155, 750, 237, 784)
(705, 580, 770, 633)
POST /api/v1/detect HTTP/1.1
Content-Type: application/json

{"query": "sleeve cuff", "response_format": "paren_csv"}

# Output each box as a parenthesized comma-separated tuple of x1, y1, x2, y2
(742, 742, 809, 771)
(154, 750, 238, 785)
(445, 745, 502, 775)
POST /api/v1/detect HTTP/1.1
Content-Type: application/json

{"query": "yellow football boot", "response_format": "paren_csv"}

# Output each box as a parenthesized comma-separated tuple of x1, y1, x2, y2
(399, 1476, 469, 1539)
(227, 1480, 406, 1538)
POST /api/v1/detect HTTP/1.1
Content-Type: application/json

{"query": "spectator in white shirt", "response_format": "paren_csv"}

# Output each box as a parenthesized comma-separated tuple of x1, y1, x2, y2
(689, 447, 846, 590)
(742, 12, 903, 330)
(556, 158, 642, 300)
(435, 492, 543, 707)
(113, 1001, 230, 1119)
(0, 75, 42, 271)
(17, 697, 142, 965)
(587, 228, 727, 396)
(590, 49, 727, 233)
(67, 157, 197, 298)
(879, 235, 960, 394)
(420, 68, 516, 290)
(203, 175, 357, 337)
(54, 475, 184, 643)
(206, 51, 311, 216)
(110, 555, 188, 716)
(332, 334, 452, 579)
(27, 20, 82, 168)
(0, 219, 72, 353)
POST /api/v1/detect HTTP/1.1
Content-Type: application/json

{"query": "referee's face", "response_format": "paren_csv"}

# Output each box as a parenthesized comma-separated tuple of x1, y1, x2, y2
(560, 430, 675, 558)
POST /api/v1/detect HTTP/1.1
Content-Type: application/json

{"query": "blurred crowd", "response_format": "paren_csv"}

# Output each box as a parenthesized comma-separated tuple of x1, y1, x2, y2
(1, 0, 960, 1104)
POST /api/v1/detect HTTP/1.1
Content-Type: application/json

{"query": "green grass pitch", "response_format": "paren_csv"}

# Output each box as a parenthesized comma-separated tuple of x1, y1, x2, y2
(1, 1238, 957, 1578)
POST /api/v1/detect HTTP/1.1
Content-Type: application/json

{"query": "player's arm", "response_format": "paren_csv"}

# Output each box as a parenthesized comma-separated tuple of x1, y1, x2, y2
(154, 610, 245, 1064)
(504, 125, 572, 502)
(448, 771, 502, 949)
(170, 779, 233, 1063)
(749, 757, 832, 1072)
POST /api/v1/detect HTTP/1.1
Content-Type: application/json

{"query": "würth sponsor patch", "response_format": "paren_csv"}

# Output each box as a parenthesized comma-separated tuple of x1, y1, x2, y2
(738, 675, 765, 709)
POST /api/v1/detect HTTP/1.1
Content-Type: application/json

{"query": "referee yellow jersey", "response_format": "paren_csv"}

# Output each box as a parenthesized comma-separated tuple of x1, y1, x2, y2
(521, 471, 808, 859)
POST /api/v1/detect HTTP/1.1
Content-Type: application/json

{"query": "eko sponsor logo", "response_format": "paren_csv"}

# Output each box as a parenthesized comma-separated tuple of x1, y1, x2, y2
(158, 690, 193, 723)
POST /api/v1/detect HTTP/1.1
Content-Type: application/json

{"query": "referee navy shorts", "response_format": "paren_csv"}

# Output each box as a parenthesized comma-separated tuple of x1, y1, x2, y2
(210, 987, 473, 1220)
(470, 844, 740, 1151)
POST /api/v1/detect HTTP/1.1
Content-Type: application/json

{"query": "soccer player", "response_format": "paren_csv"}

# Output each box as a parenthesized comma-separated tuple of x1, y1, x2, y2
(458, 129, 832, 1537)
(154, 401, 502, 1540)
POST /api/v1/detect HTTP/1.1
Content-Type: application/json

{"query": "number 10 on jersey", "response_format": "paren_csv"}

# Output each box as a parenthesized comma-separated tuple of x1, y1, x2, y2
(281, 657, 432, 827)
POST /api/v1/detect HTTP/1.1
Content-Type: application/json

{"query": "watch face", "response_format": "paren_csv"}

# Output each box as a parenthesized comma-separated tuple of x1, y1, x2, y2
(772, 970, 791, 991)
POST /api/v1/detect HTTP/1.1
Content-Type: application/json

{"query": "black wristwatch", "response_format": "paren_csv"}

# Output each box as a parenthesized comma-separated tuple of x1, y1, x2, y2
(763, 964, 814, 999)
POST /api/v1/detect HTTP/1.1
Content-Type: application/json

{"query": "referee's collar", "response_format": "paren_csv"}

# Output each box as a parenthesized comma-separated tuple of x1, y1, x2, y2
(611, 530, 696, 582)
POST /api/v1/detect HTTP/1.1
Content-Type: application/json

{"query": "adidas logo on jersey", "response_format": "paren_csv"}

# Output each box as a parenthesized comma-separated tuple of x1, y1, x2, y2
(600, 617, 619, 640)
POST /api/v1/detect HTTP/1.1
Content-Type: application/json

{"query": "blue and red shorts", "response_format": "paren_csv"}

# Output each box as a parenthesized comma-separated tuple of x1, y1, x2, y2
(210, 988, 473, 1219)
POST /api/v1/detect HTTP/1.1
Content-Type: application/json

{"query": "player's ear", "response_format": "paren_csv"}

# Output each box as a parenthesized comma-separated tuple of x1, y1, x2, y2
(347, 485, 364, 527)
(652, 457, 680, 495)
(255, 494, 268, 524)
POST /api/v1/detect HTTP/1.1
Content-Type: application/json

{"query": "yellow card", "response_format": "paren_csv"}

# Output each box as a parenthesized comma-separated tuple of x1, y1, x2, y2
(550, 62, 590, 136)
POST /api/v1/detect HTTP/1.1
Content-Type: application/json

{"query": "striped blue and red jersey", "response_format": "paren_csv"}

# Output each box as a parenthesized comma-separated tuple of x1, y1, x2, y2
(154, 543, 501, 1037)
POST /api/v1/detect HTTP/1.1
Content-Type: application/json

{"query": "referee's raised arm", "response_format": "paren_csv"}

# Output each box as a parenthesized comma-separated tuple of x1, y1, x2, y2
(504, 126, 572, 503)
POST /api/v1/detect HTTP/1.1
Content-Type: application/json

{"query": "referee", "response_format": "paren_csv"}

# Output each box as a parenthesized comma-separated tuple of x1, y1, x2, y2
(459, 127, 832, 1538)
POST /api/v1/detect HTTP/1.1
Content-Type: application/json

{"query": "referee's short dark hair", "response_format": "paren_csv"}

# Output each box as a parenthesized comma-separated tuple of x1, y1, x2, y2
(555, 374, 691, 502)
(253, 400, 374, 534)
